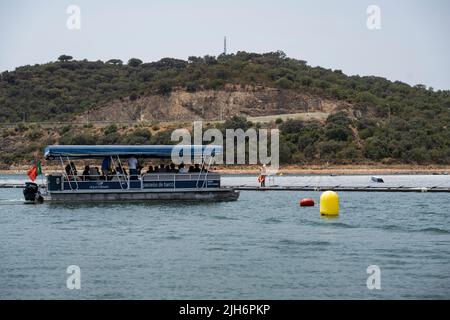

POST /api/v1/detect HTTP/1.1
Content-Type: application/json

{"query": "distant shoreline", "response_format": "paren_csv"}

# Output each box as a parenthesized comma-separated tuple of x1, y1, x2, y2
(215, 165, 450, 175)
(1, 164, 449, 175)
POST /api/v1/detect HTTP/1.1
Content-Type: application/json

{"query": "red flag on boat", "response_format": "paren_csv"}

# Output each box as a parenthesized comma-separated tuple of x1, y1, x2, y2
(27, 161, 42, 182)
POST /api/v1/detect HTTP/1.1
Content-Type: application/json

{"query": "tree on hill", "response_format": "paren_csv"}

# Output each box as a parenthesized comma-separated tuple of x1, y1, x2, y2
(156, 82, 172, 96)
(58, 55, 73, 62)
(106, 59, 123, 65)
(128, 58, 143, 67)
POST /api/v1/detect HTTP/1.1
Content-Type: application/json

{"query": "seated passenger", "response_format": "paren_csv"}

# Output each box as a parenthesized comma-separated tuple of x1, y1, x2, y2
(82, 165, 90, 181)
(70, 162, 78, 174)
(137, 164, 143, 176)
(147, 165, 154, 173)
(169, 163, 178, 173)
(65, 162, 81, 181)
(188, 165, 195, 173)
(89, 167, 100, 180)
(65, 164, 72, 178)
(178, 163, 188, 174)
(116, 164, 127, 176)
(192, 163, 201, 173)
(106, 168, 116, 181)
(111, 173, 127, 181)
(159, 164, 167, 173)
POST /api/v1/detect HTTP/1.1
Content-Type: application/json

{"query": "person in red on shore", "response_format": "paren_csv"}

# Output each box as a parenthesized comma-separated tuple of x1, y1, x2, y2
(258, 164, 267, 187)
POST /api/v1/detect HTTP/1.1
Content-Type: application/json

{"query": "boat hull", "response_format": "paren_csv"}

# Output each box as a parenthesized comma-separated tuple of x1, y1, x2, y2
(47, 188, 240, 202)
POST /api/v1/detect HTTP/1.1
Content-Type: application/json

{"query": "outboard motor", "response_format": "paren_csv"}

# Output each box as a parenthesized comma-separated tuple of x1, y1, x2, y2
(23, 182, 44, 203)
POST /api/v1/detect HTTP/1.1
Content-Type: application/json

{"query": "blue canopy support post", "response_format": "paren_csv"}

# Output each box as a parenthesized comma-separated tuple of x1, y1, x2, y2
(59, 155, 78, 191)
(109, 155, 127, 190)
(197, 154, 213, 189)
(67, 156, 79, 190)
(58, 156, 69, 191)
(115, 156, 129, 189)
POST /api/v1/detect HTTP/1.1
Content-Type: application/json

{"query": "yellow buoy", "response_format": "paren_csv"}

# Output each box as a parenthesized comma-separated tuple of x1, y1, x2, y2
(320, 191, 339, 216)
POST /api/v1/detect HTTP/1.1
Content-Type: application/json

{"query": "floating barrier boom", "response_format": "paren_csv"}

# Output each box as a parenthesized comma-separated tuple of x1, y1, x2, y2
(1, 183, 449, 192)
(232, 186, 450, 193)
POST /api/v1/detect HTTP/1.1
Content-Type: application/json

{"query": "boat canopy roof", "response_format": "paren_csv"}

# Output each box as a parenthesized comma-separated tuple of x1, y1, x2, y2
(44, 145, 222, 159)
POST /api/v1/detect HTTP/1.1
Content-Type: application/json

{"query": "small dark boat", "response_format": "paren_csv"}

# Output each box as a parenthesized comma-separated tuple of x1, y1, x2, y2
(371, 176, 384, 183)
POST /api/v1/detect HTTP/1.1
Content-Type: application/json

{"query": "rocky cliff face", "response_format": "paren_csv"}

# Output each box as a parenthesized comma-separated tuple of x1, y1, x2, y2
(76, 87, 352, 122)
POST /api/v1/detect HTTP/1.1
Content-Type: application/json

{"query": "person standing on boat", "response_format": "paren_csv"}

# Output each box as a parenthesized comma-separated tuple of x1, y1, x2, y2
(101, 156, 111, 178)
(128, 155, 139, 180)
(259, 164, 267, 187)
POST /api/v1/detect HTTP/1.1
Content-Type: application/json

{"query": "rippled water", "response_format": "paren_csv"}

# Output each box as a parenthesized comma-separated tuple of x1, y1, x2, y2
(0, 174, 449, 299)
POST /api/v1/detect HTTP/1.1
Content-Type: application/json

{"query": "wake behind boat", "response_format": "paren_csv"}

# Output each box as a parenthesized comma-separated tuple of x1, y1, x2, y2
(24, 144, 239, 203)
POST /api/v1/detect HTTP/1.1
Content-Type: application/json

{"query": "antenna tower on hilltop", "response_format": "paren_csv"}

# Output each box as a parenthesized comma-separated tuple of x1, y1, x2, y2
(223, 36, 227, 55)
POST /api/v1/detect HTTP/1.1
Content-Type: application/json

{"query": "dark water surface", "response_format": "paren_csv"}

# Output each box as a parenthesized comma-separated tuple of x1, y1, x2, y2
(0, 175, 449, 299)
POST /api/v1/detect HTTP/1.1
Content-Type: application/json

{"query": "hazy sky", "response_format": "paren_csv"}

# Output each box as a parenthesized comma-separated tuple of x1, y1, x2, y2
(1, 0, 449, 90)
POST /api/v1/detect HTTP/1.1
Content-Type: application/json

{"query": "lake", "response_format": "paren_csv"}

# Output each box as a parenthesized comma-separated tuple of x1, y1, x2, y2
(0, 174, 449, 299)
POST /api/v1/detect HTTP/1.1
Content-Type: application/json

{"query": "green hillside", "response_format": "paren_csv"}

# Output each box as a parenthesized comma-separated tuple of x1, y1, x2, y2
(0, 51, 449, 165)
